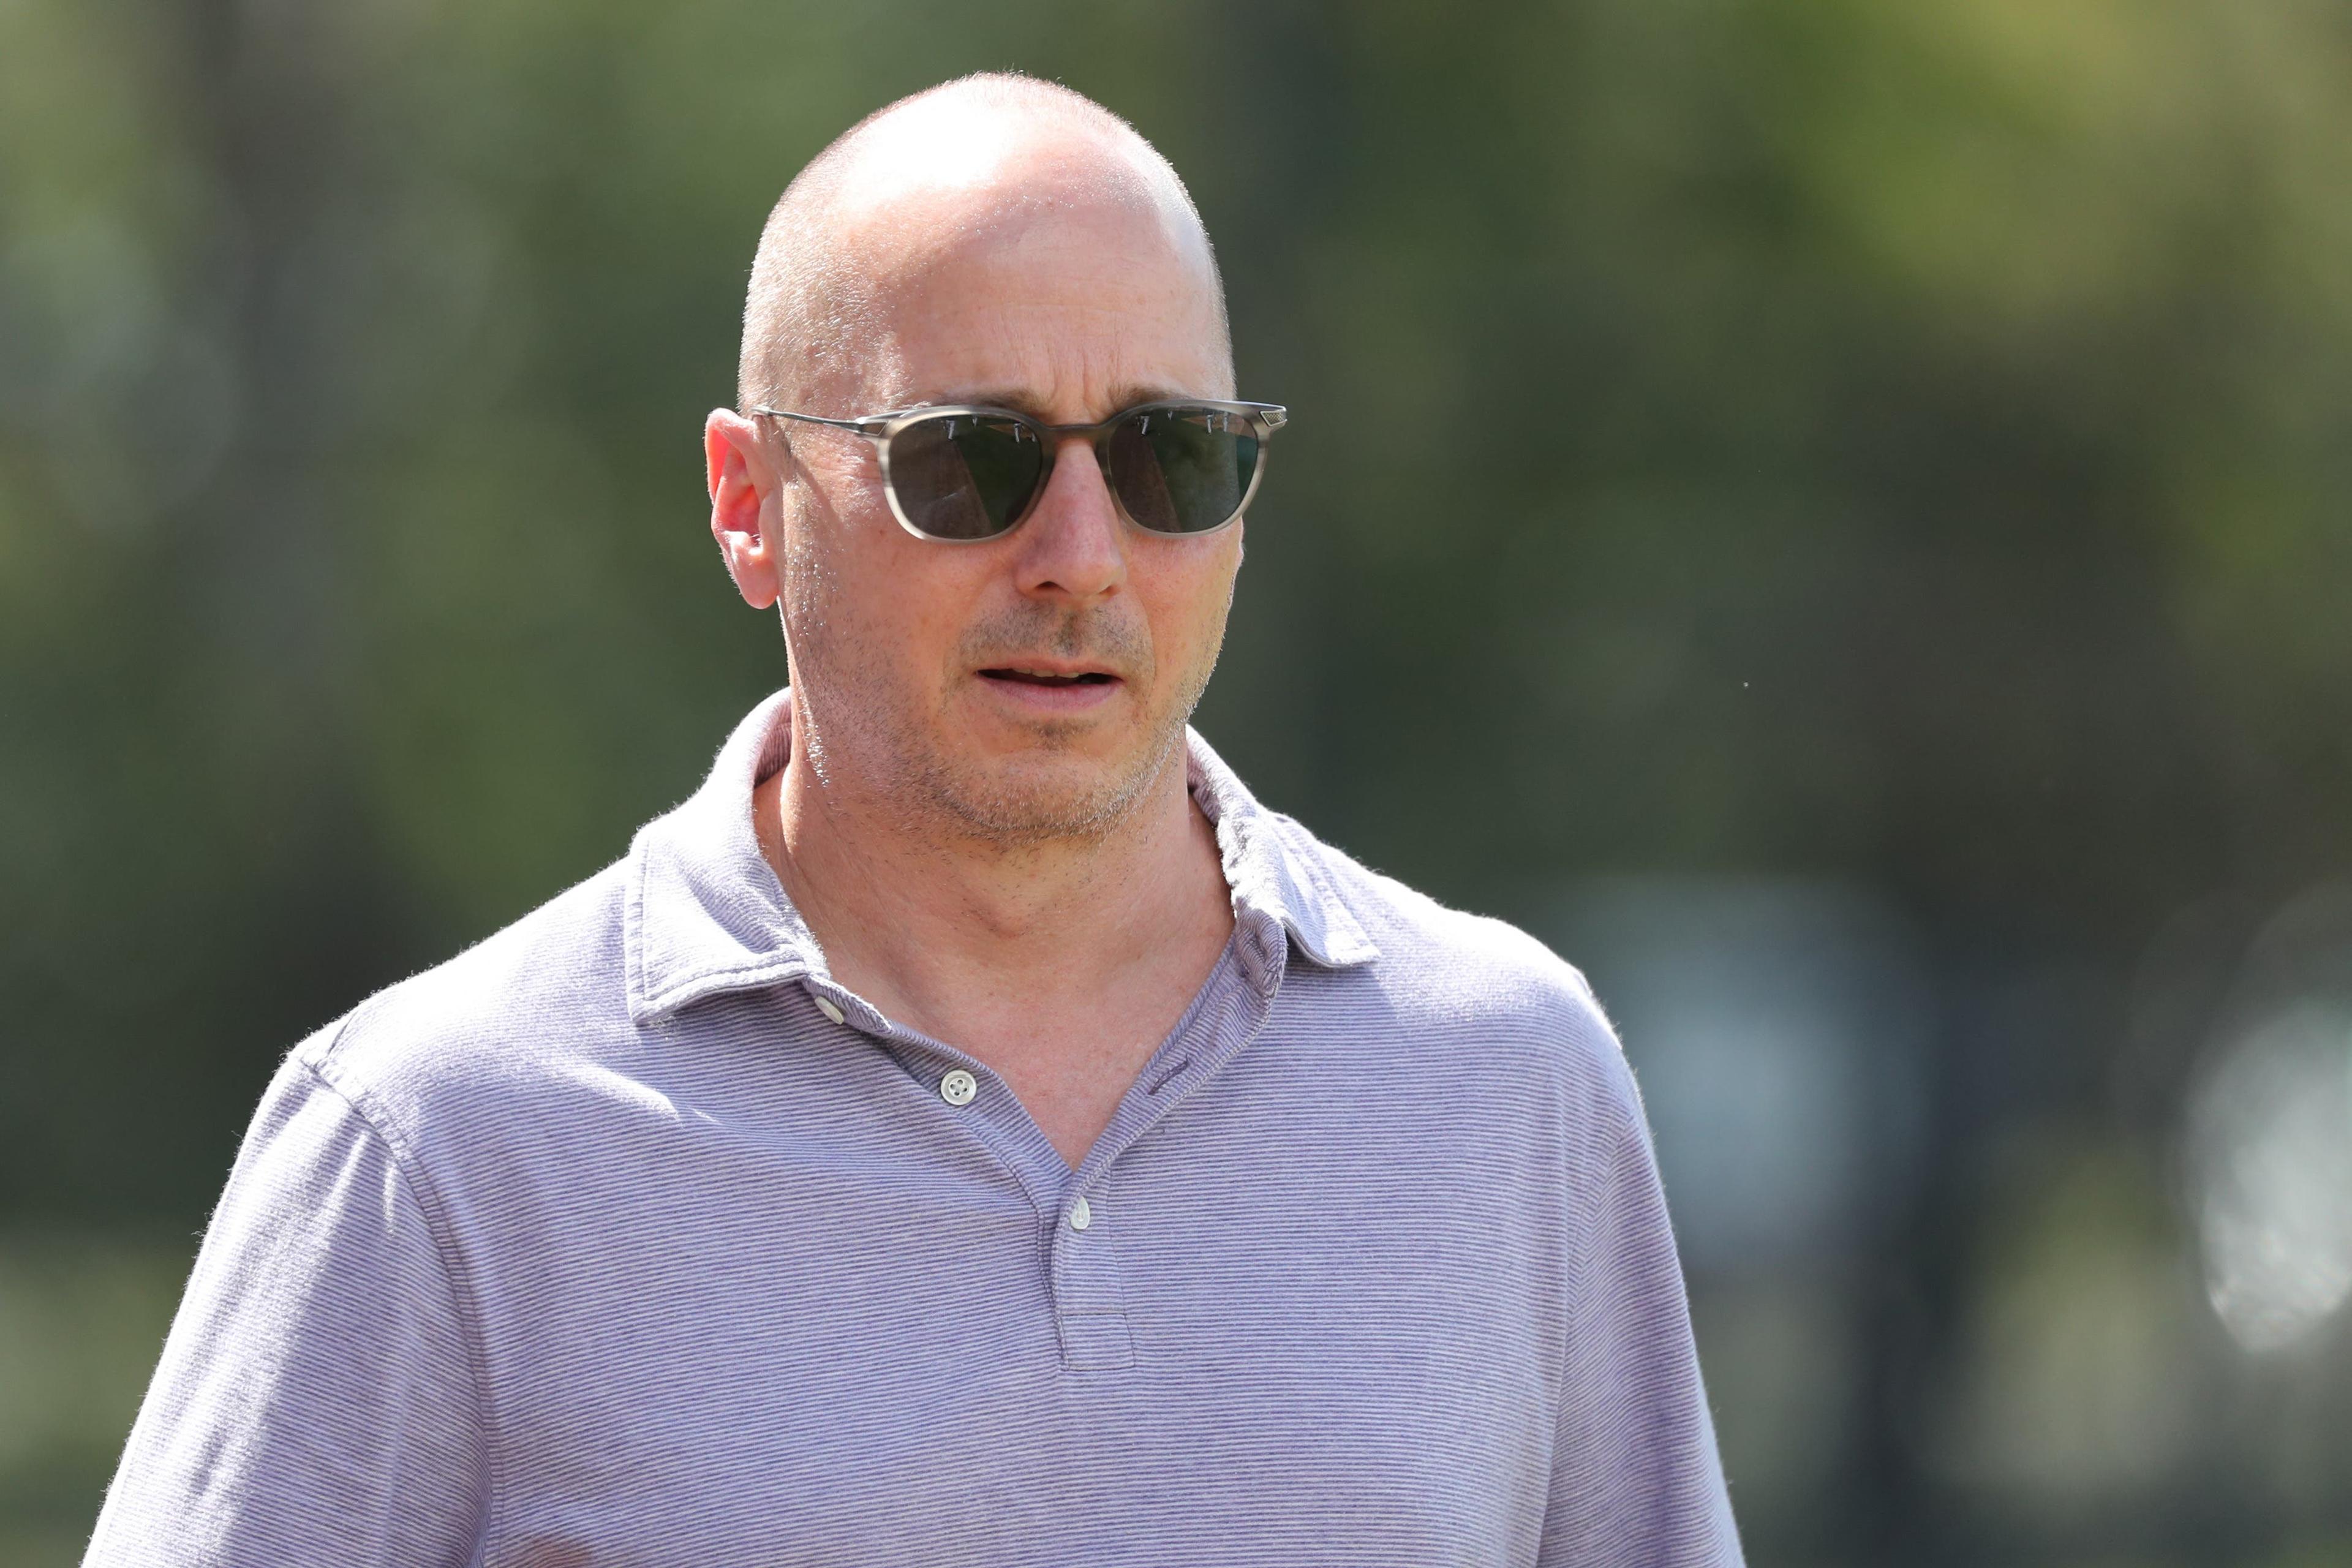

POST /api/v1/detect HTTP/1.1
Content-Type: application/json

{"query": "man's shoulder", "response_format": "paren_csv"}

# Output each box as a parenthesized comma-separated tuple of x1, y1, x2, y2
(291, 858, 636, 1127)
(1259, 811, 1648, 1148)
(1270, 814, 1621, 1050)
(1268, 813, 1589, 998)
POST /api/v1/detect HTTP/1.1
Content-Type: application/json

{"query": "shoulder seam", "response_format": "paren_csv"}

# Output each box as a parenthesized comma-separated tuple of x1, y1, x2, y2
(298, 1047, 503, 1555)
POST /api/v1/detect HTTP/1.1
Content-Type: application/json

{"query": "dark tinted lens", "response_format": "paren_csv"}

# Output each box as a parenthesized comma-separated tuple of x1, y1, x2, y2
(1106, 407, 1259, 533)
(884, 413, 1045, 539)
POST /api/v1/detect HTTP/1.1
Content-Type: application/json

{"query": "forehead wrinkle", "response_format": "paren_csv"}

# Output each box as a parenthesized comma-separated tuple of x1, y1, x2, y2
(860, 301, 1229, 417)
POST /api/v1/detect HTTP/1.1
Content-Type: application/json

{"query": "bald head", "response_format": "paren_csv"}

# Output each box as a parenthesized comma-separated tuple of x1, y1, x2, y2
(737, 74, 1230, 412)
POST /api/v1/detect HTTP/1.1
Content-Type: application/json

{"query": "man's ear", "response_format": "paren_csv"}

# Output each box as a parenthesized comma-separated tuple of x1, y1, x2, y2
(706, 410, 786, 609)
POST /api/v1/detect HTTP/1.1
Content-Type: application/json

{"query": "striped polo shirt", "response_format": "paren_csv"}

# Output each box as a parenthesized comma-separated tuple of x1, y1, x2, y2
(86, 689, 1743, 1567)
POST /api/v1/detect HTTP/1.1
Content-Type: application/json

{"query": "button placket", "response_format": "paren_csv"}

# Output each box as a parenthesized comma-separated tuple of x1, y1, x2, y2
(1050, 1186, 1133, 1371)
(1040, 946, 1283, 1375)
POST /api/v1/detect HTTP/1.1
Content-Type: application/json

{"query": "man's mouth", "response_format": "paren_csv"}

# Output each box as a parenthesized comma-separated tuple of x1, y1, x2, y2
(978, 666, 1120, 688)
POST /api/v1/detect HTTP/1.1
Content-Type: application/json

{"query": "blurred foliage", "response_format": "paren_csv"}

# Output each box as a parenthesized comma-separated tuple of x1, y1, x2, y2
(7, 0, 2352, 1562)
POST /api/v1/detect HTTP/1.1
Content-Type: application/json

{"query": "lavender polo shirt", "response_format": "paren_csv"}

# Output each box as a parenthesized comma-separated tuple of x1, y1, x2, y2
(87, 690, 1742, 1567)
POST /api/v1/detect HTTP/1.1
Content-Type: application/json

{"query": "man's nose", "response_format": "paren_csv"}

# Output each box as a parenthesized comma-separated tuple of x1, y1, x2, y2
(1011, 435, 1127, 602)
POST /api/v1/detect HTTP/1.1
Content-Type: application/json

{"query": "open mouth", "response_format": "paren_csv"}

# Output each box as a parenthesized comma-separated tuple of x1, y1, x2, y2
(979, 668, 1120, 688)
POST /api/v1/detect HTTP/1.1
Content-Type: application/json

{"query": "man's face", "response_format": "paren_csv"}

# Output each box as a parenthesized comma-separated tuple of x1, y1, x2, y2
(768, 179, 1243, 844)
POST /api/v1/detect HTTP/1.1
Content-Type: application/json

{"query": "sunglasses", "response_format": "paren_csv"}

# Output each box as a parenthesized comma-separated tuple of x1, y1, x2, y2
(752, 398, 1287, 543)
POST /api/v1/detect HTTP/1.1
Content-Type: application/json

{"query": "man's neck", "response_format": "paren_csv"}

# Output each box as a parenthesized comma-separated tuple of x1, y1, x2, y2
(750, 719, 1238, 1165)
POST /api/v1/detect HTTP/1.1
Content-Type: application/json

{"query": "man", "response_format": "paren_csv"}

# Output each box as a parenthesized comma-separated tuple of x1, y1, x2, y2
(88, 75, 1741, 1566)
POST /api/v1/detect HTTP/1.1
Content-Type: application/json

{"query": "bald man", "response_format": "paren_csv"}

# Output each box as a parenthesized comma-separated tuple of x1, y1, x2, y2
(86, 76, 1743, 1568)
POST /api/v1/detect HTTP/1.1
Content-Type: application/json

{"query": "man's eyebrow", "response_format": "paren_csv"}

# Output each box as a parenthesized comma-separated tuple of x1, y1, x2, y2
(913, 385, 1189, 421)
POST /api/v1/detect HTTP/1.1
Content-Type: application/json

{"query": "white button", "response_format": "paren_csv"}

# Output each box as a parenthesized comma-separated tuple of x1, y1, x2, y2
(1068, 1197, 1092, 1232)
(939, 1069, 978, 1107)
(814, 997, 846, 1025)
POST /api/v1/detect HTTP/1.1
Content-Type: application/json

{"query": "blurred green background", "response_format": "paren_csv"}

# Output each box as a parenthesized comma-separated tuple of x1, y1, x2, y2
(7, 0, 2352, 1562)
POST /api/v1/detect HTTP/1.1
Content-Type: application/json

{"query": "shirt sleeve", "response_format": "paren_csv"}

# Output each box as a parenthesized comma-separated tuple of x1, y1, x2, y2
(83, 1044, 488, 1568)
(1539, 1060, 1745, 1567)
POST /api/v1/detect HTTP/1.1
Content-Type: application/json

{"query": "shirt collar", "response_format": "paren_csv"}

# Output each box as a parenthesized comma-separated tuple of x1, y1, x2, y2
(625, 688, 1376, 1024)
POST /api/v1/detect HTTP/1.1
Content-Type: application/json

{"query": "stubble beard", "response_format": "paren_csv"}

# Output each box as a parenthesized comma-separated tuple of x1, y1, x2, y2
(908, 695, 1196, 848)
(786, 568, 1224, 852)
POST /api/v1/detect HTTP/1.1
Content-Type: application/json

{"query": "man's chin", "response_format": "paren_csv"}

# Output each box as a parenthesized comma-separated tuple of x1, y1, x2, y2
(922, 739, 1180, 847)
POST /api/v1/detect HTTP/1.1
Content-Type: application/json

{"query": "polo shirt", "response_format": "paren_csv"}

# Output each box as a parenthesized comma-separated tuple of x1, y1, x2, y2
(86, 689, 1743, 1567)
